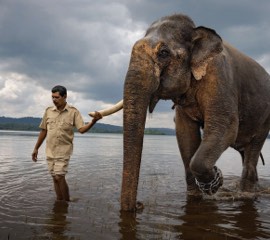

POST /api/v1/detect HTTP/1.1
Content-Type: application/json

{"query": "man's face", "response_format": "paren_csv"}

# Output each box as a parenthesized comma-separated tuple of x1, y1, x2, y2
(52, 92, 66, 109)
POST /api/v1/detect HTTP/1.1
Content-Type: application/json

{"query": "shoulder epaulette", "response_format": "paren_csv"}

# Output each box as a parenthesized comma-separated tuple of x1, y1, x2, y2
(46, 106, 54, 110)
(67, 104, 78, 111)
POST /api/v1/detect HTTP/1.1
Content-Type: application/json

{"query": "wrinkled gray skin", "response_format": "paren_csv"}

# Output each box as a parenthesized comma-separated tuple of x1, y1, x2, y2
(121, 14, 270, 211)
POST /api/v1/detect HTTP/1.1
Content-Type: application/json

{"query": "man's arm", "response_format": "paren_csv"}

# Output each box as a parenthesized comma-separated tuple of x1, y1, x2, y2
(78, 111, 102, 134)
(32, 129, 47, 162)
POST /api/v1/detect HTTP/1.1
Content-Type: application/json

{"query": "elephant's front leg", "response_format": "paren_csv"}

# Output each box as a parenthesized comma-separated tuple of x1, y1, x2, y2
(189, 117, 238, 195)
(175, 106, 202, 194)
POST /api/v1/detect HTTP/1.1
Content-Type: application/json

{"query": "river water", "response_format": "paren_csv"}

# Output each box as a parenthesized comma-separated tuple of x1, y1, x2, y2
(1, 130, 270, 240)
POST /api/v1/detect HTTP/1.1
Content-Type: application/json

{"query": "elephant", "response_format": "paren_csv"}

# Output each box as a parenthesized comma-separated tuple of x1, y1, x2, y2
(120, 13, 270, 211)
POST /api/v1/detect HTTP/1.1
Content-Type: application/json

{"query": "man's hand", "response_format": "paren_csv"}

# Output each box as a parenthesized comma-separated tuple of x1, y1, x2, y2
(93, 111, 103, 122)
(32, 149, 38, 162)
(79, 112, 103, 134)
(31, 129, 46, 161)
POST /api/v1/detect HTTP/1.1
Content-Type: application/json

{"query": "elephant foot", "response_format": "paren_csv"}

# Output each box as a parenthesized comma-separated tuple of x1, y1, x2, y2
(185, 171, 201, 194)
(195, 166, 223, 195)
(240, 167, 258, 192)
(240, 179, 259, 192)
(186, 183, 202, 196)
(186, 189, 203, 201)
(121, 201, 144, 212)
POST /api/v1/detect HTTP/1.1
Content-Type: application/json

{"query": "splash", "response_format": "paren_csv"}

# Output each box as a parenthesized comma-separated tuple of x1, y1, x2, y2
(200, 176, 270, 201)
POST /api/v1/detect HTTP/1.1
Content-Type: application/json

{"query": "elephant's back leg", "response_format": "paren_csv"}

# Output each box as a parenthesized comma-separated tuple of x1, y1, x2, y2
(240, 133, 268, 191)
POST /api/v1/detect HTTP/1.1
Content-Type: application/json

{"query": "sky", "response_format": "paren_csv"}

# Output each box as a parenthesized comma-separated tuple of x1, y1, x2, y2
(1, 0, 270, 129)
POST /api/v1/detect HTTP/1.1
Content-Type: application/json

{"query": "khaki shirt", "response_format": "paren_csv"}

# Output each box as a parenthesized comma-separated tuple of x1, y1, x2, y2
(39, 104, 85, 158)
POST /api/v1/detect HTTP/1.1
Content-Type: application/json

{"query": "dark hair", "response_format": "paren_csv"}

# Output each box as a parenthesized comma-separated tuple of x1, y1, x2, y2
(51, 85, 67, 97)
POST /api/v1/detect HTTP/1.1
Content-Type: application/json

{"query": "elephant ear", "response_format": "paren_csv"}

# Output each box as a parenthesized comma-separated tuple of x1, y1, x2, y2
(191, 26, 223, 80)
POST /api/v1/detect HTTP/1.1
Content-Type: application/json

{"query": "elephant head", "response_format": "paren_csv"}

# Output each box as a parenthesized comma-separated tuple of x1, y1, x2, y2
(121, 14, 223, 211)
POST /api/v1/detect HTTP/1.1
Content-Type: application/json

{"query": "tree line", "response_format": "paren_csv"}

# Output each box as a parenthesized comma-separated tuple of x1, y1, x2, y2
(0, 117, 175, 135)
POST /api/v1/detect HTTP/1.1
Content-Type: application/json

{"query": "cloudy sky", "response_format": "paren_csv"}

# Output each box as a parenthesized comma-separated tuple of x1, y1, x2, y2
(1, 0, 270, 128)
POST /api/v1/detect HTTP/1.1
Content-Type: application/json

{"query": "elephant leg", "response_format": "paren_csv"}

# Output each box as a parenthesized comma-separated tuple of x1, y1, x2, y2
(195, 166, 223, 195)
(189, 141, 226, 195)
(240, 137, 266, 191)
(189, 126, 239, 195)
(175, 106, 202, 194)
(188, 110, 240, 195)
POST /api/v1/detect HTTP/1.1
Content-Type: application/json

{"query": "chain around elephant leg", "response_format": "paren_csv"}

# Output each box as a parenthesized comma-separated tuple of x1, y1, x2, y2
(195, 166, 223, 195)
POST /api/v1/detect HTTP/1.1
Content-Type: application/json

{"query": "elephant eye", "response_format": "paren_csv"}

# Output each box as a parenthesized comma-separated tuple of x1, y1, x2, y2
(158, 49, 170, 59)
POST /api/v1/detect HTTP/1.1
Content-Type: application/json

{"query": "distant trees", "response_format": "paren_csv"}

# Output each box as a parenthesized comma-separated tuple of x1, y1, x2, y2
(0, 117, 175, 135)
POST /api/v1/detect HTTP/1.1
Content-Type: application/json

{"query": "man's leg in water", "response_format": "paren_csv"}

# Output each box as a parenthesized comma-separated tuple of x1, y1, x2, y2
(53, 175, 70, 201)
(47, 157, 70, 201)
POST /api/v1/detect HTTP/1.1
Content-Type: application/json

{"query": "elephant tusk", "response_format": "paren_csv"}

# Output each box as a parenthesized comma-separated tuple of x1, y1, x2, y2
(88, 99, 123, 117)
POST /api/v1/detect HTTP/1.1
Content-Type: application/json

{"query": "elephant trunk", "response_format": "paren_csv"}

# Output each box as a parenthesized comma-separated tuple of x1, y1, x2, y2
(121, 70, 150, 211)
(121, 40, 160, 211)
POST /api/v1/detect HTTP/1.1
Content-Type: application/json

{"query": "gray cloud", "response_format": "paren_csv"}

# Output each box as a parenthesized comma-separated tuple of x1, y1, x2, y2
(0, 0, 270, 128)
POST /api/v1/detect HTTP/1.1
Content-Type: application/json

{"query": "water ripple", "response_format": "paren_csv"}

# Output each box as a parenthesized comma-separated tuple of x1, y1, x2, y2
(1, 131, 270, 239)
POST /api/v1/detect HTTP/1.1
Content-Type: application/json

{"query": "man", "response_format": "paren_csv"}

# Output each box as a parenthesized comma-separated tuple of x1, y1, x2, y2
(32, 85, 102, 202)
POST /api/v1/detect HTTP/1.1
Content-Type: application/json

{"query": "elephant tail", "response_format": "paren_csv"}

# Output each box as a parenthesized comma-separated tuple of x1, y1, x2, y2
(260, 152, 265, 166)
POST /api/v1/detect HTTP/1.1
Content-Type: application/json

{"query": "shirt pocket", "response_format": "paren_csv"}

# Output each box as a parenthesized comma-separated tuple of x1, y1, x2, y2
(47, 119, 57, 130)
(62, 118, 74, 130)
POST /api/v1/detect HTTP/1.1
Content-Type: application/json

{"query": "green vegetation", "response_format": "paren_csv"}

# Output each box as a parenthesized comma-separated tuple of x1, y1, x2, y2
(1, 117, 269, 137)
(0, 117, 40, 131)
(0, 116, 175, 135)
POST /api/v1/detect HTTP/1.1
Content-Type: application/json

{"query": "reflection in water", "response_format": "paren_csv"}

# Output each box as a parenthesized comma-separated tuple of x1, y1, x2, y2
(1, 131, 270, 239)
(179, 197, 236, 240)
(45, 201, 70, 240)
(118, 211, 138, 240)
(234, 200, 269, 239)
(178, 197, 270, 240)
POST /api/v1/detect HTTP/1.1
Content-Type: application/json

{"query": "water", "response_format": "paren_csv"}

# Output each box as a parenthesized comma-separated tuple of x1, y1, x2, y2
(0, 130, 270, 240)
